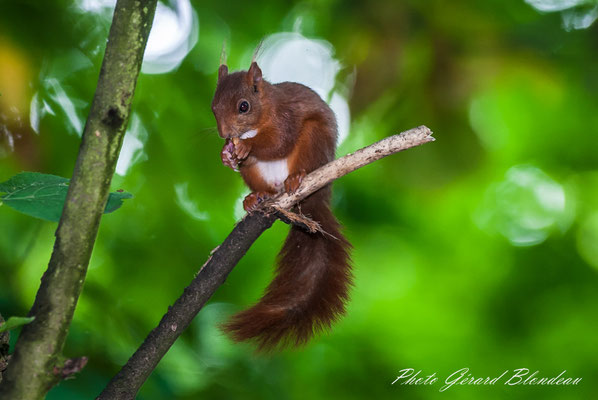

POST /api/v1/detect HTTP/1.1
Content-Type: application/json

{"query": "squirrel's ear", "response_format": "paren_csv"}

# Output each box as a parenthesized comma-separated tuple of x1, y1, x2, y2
(247, 62, 262, 90)
(218, 64, 228, 82)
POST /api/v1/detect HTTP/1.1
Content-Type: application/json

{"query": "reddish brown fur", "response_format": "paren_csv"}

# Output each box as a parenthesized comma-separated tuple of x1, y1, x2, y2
(212, 62, 352, 351)
(240, 164, 277, 195)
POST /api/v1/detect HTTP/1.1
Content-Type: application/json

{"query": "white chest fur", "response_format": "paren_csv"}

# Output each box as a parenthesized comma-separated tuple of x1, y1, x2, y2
(256, 159, 289, 190)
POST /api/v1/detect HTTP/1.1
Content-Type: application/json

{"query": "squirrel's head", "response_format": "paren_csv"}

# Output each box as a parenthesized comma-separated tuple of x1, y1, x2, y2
(212, 62, 265, 139)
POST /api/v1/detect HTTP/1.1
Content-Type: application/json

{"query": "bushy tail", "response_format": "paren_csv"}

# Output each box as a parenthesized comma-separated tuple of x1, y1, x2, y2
(222, 186, 352, 351)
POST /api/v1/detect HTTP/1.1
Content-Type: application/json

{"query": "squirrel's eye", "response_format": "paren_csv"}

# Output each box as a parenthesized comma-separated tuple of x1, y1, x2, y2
(238, 100, 250, 114)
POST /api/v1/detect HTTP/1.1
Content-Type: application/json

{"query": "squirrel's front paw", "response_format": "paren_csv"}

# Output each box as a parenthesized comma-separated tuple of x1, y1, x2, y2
(221, 139, 239, 171)
(233, 138, 251, 161)
(243, 191, 271, 212)
(284, 170, 306, 193)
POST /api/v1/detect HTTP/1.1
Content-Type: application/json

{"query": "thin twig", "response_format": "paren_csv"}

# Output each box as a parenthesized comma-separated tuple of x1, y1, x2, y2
(270, 205, 322, 233)
(268, 125, 434, 210)
(262, 125, 434, 232)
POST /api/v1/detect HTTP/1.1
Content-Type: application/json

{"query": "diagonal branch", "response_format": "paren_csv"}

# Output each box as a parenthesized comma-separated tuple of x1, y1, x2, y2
(0, 1, 157, 399)
(271, 125, 434, 210)
(96, 125, 434, 400)
(266, 125, 435, 232)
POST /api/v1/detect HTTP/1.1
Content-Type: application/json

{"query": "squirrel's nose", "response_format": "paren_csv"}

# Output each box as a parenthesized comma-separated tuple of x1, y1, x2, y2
(216, 122, 230, 139)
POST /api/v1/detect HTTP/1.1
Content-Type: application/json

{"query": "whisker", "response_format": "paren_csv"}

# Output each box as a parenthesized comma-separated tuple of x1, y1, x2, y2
(198, 126, 218, 134)
(182, 126, 219, 145)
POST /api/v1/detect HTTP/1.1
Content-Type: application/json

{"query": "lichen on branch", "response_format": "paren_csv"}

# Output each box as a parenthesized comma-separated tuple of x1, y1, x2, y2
(0, 1, 158, 399)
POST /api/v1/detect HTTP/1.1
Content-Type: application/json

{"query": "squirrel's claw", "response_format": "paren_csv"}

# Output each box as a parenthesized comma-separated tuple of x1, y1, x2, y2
(284, 170, 306, 194)
(233, 139, 251, 161)
(243, 191, 270, 212)
(221, 139, 239, 171)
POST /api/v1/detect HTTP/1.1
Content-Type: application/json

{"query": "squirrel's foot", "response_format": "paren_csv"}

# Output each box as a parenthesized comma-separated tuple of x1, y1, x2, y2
(243, 191, 271, 212)
(284, 170, 306, 194)
(233, 138, 251, 161)
(221, 139, 239, 171)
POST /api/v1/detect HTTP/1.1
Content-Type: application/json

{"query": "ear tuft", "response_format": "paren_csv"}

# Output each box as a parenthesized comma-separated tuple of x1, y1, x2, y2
(218, 64, 228, 82)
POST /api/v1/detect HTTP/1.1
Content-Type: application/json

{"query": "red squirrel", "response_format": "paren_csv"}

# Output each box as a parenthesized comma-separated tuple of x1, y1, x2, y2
(211, 60, 352, 351)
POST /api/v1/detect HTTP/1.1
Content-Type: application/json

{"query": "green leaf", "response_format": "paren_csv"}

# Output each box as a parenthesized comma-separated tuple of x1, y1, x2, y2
(0, 172, 133, 222)
(105, 190, 134, 213)
(0, 316, 35, 333)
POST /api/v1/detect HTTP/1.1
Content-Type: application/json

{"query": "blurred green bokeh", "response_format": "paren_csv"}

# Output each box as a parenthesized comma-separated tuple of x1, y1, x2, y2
(1, 0, 597, 399)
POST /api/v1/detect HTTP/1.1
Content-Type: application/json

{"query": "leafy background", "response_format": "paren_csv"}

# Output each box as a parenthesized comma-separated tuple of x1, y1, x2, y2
(1, 0, 598, 399)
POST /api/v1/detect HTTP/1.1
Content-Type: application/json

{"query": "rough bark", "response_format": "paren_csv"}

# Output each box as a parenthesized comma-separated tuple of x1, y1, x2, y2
(0, 1, 157, 399)
(0, 313, 10, 384)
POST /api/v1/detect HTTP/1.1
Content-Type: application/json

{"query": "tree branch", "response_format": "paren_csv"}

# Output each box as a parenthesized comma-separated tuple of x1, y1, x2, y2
(96, 125, 434, 400)
(0, 313, 9, 385)
(0, 1, 157, 399)
(272, 125, 434, 210)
